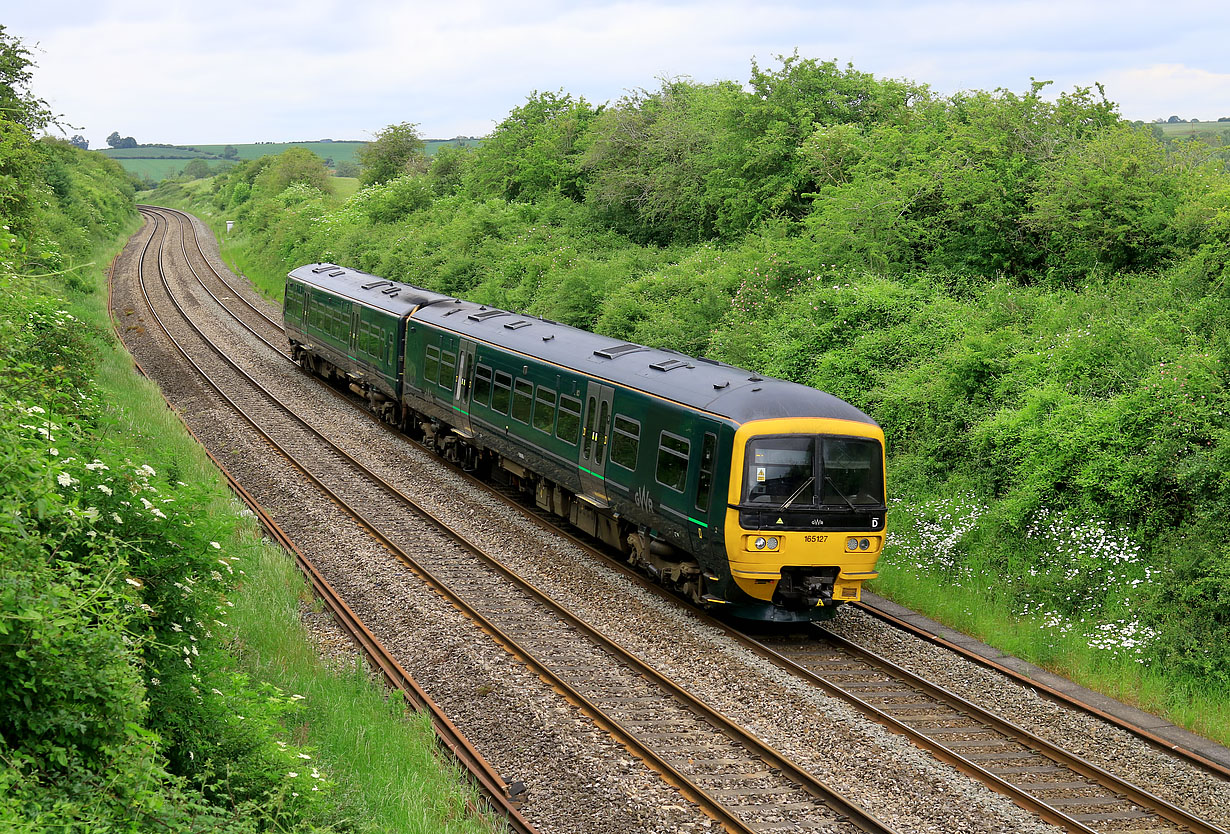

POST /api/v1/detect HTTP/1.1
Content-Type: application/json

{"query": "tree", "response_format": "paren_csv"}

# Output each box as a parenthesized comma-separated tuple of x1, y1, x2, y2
(582, 78, 742, 243)
(333, 160, 360, 178)
(106, 131, 138, 149)
(182, 159, 211, 179)
(253, 147, 331, 195)
(470, 90, 597, 201)
(0, 25, 54, 132)
(222, 145, 238, 160)
(357, 122, 426, 185)
(68, 134, 88, 149)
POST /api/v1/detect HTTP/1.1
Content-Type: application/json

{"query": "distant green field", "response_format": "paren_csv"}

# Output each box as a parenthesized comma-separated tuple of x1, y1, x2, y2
(98, 137, 483, 183)
(332, 176, 361, 199)
(1155, 121, 1230, 140)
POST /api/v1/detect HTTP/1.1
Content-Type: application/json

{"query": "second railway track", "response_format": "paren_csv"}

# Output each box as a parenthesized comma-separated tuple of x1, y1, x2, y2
(114, 206, 1230, 834)
(123, 208, 901, 833)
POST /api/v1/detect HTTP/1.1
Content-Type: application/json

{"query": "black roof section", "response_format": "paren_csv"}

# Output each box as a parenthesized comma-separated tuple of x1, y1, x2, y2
(414, 296, 878, 428)
(287, 263, 453, 317)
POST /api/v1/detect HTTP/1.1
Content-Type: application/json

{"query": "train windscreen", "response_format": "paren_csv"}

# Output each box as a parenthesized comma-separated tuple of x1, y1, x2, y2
(743, 435, 882, 509)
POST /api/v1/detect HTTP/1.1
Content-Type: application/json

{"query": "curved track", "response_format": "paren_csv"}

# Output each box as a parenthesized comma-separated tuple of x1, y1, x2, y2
(125, 206, 1230, 834)
(125, 207, 900, 834)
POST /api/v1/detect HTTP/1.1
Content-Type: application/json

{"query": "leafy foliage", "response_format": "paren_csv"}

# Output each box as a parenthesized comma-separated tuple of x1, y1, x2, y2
(201, 54, 1230, 707)
(356, 121, 426, 185)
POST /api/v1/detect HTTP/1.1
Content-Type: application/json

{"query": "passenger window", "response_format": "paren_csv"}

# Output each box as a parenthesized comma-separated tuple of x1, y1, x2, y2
(440, 350, 457, 390)
(491, 371, 512, 414)
(696, 432, 717, 511)
(512, 379, 533, 424)
(656, 432, 690, 493)
(611, 415, 640, 471)
(557, 395, 581, 445)
(533, 387, 556, 434)
(425, 345, 440, 385)
(473, 364, 493, 408)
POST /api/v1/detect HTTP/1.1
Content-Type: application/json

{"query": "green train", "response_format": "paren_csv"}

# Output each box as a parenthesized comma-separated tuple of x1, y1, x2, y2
(284, 263, 887, 622)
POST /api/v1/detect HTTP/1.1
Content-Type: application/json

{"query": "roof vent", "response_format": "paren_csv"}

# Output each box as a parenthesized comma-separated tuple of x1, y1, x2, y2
(327, 269, 345, 277)
(713, 381, 730, 390)
(504, 320, 531, 330)
(650, 359, 688, 372)
(468, 309, 508, 322)
(593, 343, 646, 359)
(362, 280, 392, 290)
(311, 264, 337, 274)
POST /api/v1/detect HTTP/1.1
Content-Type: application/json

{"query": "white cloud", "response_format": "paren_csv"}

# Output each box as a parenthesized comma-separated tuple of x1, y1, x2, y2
(1099, 64, 1230, 122)
(12, 0, 1230, 147)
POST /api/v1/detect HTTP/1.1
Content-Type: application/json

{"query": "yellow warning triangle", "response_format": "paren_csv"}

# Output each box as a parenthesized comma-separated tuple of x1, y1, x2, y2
(776, 517, 784, 525)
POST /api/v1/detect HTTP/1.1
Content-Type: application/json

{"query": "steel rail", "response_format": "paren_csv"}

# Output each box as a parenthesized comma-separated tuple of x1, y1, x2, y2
(142, 205, 1230, 834)
(129, 209, 897, 834)
(850, 599, 1230, 779)
(119, 210, 537, 834)
(143, 201, 1230, 778)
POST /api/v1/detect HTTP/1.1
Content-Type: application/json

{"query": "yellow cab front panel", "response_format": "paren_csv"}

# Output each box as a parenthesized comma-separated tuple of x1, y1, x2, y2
(723, 417, 888, 613)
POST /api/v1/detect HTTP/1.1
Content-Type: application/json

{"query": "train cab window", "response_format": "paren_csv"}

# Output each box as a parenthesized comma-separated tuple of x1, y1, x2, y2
(821, 437, 884, 506)
(473, 364, 493, 408)
(492, 371, 512, 414)
(533, 387, 556, 434)
(745, 436, 815, 506)
(611, 415, 640, 471)
(557, 395, 582, 446)
(425, 345, 440, 385)
(696, 432, 717, 511)
(512, 379, 533, 424)
(656, 432, 690, 493)
(440, 350, 457, 390)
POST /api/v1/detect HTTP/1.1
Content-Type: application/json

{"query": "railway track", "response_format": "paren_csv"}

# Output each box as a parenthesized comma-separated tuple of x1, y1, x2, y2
(123, 206, 1230, 834)
(126, 207, 900, 833)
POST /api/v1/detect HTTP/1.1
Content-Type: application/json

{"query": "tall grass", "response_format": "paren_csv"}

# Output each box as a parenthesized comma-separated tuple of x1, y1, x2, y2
(84, 222, 498, 833)
(876, 496, 1230, 746)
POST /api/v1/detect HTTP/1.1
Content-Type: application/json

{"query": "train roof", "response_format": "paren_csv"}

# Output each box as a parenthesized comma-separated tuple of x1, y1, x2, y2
(288, 263, 453, 317)
(414, 297, 878, 429)
(289, 263, 877, 428)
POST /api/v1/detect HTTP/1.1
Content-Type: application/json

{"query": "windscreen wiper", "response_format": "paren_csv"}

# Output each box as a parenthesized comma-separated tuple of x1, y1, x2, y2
(824, 476, 858, 511)
(780, 477, 815, 510)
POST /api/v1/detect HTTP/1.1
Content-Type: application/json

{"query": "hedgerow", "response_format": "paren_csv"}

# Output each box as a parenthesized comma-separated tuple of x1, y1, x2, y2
(195, 53, 1230, 719)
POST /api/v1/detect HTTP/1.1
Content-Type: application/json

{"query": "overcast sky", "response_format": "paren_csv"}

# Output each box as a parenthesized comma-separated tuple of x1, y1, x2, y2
(8, 0, 1229, 148)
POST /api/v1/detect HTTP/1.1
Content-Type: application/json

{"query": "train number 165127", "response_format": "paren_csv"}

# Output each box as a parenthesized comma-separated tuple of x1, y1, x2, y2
(804, 535, 828, 543)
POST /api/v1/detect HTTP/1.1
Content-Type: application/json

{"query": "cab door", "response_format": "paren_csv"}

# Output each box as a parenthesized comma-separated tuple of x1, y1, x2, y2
(452, 339, 477, 436)
(578, 381, 614, 504)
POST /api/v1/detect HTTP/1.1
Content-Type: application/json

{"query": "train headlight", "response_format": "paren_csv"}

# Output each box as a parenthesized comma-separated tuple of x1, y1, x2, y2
(766, 536, 779, 550)
(859, 538, 871, 551)
(755, 537, 767, 550)
(847, 538, 859, 551)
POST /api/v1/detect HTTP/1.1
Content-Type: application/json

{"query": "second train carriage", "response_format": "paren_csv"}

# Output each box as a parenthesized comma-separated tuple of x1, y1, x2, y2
(285, 263, 887, 622)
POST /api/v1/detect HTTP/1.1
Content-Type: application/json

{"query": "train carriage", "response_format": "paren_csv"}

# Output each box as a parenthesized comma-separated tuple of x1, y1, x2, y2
(285, 264, 887, 622)
(284, 263, 451, 417)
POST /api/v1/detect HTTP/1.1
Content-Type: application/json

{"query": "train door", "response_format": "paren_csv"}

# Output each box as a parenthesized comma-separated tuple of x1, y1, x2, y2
(578, 381, 614, 504)
(348, 304, 360, 357)
(451, 339, 477, 436)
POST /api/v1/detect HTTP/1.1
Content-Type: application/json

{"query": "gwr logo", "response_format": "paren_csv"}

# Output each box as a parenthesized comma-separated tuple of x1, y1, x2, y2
(634, 486, 654, 513)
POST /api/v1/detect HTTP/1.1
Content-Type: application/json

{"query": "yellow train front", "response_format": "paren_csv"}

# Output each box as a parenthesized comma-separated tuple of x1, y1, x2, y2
(716, 417, 886, 622)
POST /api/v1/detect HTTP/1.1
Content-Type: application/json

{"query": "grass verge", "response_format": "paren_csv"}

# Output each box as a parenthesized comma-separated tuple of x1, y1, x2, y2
(86, 216, 500, 833)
